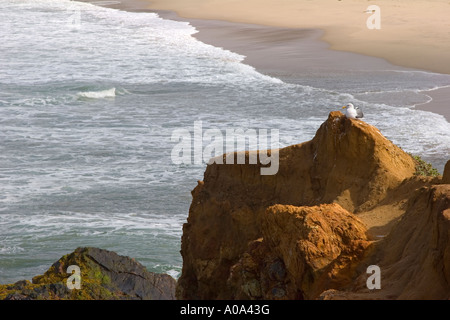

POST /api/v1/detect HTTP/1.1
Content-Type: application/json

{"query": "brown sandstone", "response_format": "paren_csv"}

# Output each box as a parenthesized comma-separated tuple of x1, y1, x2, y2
(177, 111, 450, 300)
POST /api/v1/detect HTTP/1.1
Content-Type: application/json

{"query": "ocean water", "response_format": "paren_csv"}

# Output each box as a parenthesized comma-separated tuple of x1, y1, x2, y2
(1, 0, 449, 284)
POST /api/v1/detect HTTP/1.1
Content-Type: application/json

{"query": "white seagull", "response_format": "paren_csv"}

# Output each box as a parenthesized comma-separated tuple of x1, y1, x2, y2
(342, 103, 364, 119)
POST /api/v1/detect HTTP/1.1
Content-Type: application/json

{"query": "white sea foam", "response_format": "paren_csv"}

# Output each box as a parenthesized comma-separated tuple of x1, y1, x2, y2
(165, 269, 181, 279)
(0, 0, 282, 87)
(0, 245, 25, 255)
(78, 87, 116, 99)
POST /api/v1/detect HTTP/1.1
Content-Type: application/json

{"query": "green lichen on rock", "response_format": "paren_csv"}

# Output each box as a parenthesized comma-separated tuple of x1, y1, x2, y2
(0, 247, 176, 300)
(409, 154, 441, 177)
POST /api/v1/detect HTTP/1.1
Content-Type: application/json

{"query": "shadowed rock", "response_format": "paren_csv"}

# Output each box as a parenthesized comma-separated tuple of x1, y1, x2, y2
(0, 247, 176, 300)
(443, 160, 450, 184)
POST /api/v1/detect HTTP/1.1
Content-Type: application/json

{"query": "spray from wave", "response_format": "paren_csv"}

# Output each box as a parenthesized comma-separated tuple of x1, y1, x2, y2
(77, 87, 116, 99)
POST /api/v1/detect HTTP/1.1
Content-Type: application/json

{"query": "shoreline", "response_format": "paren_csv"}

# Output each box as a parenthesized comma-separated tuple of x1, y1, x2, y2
(415, 86, 450, 122)
(81, 0, 449, 122)
(143, 0, 450, 76)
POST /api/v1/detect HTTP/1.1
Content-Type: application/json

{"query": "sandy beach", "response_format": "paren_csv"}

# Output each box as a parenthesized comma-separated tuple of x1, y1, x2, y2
(145, 0, 450, 75)
(178, 14, 450, 122)
(87, 0, 450, 121)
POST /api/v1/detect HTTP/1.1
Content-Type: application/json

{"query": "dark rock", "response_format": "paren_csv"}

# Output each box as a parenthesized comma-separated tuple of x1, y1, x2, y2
(271, 286, 286, 298)
(11, 280, 29, 290)
(5, 293, 32, 300)
(443, 160, 450, 184)
(48, 283, 70, 297)
(268, 259, 286, 282)
(75, 247, 176, 300)
(0, 247, 177, 300)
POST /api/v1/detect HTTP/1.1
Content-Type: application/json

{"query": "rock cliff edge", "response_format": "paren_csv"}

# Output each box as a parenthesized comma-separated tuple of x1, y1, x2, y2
(176, 111, 450, 300)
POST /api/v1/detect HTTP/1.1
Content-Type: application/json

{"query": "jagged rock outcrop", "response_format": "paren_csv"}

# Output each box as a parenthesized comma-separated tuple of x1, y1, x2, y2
(0, 247, 176, 300)
(373, 184, 449, 299)
(320, 184, 450, 300)
(227, 203, 372, 299)
(176, 111, 449, 300)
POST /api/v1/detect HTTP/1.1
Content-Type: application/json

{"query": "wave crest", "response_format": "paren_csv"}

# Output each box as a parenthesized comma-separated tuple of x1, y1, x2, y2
(77, 88, 116, 99)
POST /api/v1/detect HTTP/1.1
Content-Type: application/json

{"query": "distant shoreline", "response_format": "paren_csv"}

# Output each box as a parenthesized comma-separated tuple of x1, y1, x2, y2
(144, 0, 450, 75)
(79, 0, 450, 122)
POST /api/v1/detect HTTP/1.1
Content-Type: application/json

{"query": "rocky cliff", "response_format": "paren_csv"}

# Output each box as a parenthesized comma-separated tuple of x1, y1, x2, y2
(0, 247, 176, 300)
(176, 111, 450, 300)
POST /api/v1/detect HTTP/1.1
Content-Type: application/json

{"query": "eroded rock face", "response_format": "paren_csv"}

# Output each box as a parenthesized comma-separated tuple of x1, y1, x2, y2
(319, 184, 450, 300)
(227, 204, 372, 300)
(308, 111, 416, 212)
(176, 112, 418, 300)
(378, 185, 450, 299)
(0, 247, 176, 300)
(176, 111, 450, 300)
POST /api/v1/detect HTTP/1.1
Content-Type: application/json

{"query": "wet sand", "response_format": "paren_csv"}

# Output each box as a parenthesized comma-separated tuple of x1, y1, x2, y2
(79, 0, 450, 122)
(416, 87, 450, 121)
(158, 10, 450, 122)
(145, 0, 450, 75)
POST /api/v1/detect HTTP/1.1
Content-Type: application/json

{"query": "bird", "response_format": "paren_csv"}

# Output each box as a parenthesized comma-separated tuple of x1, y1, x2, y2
(342, 103, 364, 119)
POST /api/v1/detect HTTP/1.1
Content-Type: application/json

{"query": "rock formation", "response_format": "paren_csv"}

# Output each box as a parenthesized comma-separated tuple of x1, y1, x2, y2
(320, 183, 450, 300)
(443, 160, 450, 184)
(227, 203, 372, 299)
(0, 247, 176, 300)
(3, 112, 447, 300)
(176, 111, 450, 300)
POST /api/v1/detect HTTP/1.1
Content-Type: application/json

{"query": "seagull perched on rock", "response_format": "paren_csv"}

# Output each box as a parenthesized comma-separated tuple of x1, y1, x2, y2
(342, 103, 364, 119)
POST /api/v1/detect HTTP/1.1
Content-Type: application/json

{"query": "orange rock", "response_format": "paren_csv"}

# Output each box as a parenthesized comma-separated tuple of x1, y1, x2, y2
(227, 204, 372, 300)
(175, 111, 447, 300)
(320, 184, 450, 300)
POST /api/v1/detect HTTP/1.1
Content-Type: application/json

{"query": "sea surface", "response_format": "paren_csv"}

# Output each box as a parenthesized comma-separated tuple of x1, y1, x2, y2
(1, 0, 449, 283)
